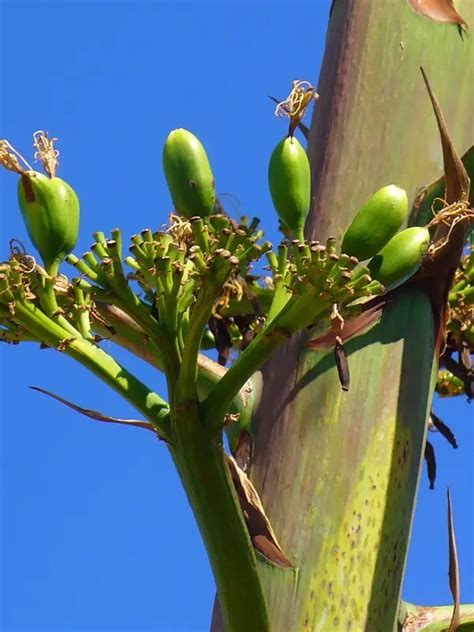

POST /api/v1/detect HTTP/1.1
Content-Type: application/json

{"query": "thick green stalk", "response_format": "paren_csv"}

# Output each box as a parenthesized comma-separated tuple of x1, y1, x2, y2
(171, 406, 270, 632)
(91, 298, 267, 627)
(249, 289, 437, 631)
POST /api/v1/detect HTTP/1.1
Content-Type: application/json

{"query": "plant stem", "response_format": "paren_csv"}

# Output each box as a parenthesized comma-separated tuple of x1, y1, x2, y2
(91, 302, 256, 420)
(266, 277, 292, 323)
(40, 276, 83, 338)
(203, 292, 328, 428)
(399, 601, 474, 631)
(203, 325, 289, 429)
(175, 285, 215, 404)
(171, 405, 269, 632)
(12, 298, 171, 440)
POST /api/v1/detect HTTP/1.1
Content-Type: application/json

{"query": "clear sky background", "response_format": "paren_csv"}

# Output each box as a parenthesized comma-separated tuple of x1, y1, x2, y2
(1, 2, 473, 631)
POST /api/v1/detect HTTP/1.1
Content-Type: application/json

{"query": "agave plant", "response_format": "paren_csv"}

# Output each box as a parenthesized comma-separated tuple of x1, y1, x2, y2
(1, 2, 473, 631)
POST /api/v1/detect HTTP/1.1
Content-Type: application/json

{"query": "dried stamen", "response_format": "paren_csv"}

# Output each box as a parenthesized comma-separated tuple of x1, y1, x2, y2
(33, 130, 59, 177)
(212, 276, 245, 317)
(0, 139, 33, 174)
(166, 213, 193, 245)
(274, 80, 319, 136)
(428, 200, 473, 254)
(274, 80, 319, 119)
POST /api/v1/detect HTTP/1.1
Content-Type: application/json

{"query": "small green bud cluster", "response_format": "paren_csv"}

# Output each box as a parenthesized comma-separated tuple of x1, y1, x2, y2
(266, 237, 384, 324)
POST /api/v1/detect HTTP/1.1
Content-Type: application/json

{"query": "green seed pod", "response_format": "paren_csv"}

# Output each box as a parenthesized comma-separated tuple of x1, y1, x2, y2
(18, 171, 80, 273)
(341, 185, 408, 261)
(268, 136, 310, 241)
(162, 128, 216, 218)
(368, 226, 430, 289)
(200, 327, 216, 350)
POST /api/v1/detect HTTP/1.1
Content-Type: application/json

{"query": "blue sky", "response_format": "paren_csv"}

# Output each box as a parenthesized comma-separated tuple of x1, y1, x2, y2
(1, 1, 472, 631)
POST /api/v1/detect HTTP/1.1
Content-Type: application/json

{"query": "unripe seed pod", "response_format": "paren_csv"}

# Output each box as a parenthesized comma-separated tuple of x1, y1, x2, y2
(341, 185, 408, 261)
(368, 226, 430, 289)
(18, 171, 80, 273)
(162, 128, 216, 218)
(268, 136, 310, 241)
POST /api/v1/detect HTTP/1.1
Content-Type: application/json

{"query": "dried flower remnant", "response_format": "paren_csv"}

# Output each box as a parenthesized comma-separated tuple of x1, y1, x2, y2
(33, 131, 59, 178)
(274, 79, 319, 137)
(212, 277, 244, 318)
(0, 140, 33, 174)
(166, 213, 194, 246)
(427, 200, 473, 254)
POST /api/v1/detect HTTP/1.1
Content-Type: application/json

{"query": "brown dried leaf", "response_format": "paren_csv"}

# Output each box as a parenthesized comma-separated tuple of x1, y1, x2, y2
(447, 488, 461, 631)
(416, 70, 471, 353)
(420, 68, 470, 207)
(30, 385, 156, 432)
(408, 0, 468, 29)
(430, 411, 458, 449)
(226, 455, 293, 568)
(306, 299, 385, 350)
(334, 338, 350, 391)
(234, 430, 254, 474)
(424, 440, 437, 489)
